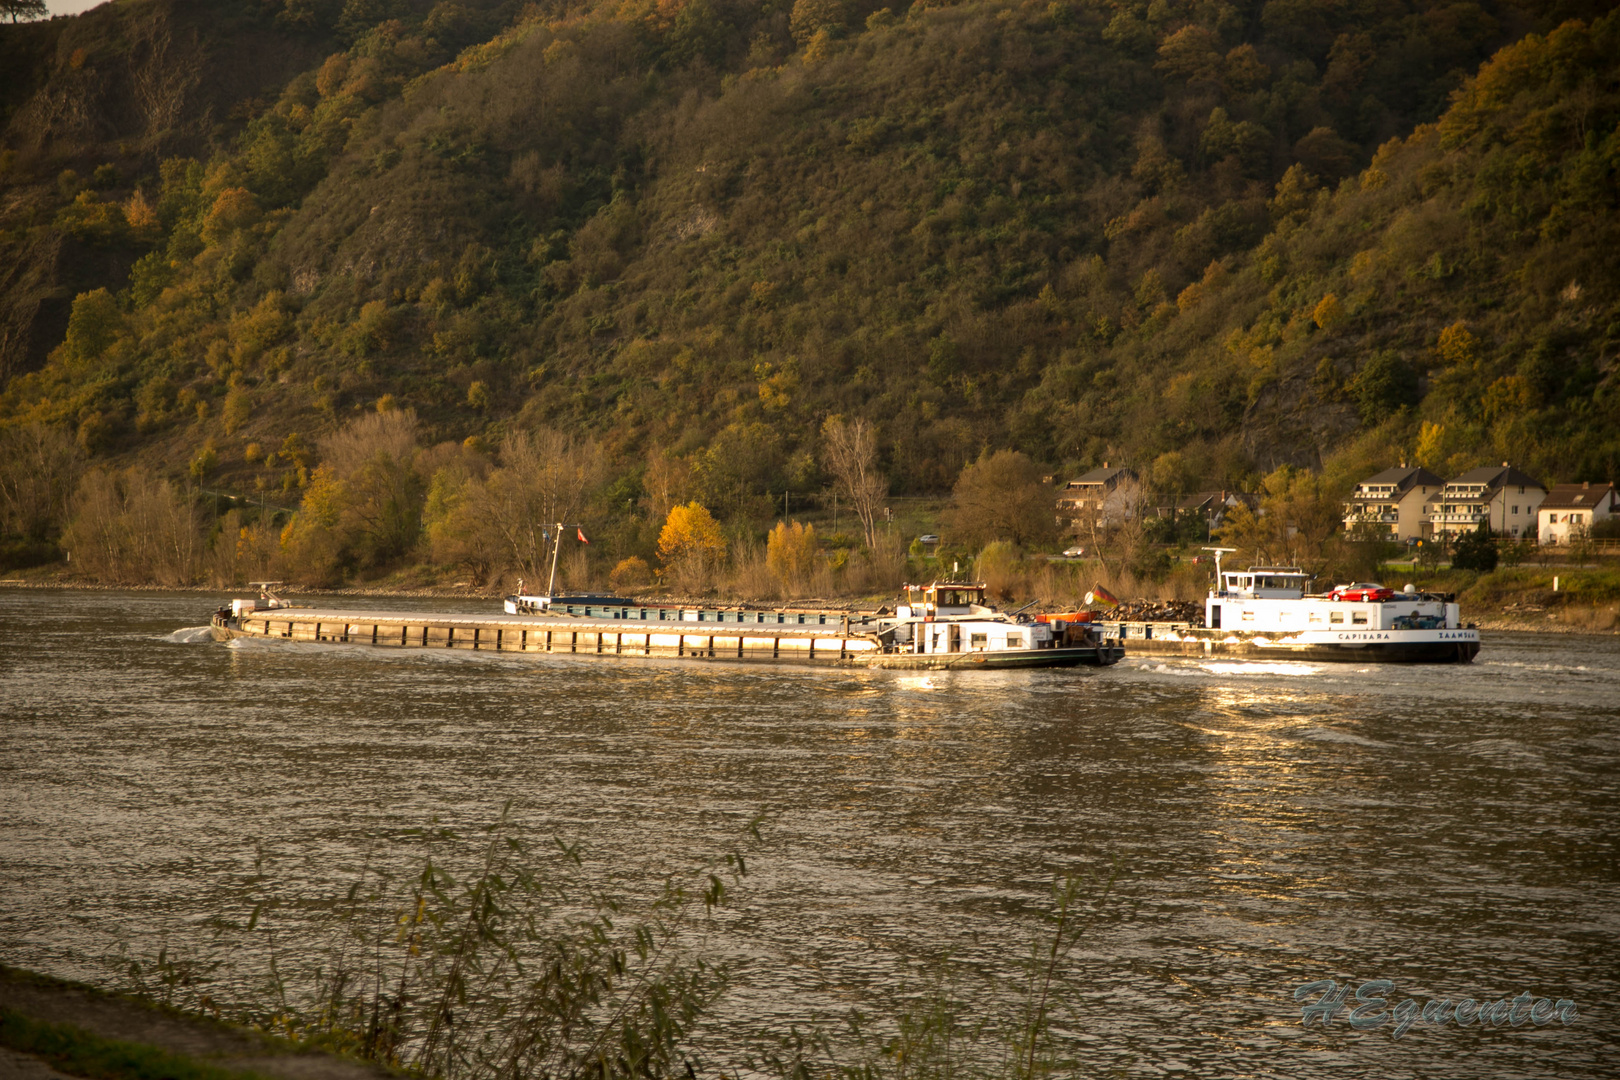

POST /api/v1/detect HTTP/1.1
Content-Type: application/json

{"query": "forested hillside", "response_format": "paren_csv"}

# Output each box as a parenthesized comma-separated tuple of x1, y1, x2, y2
(1, 0, 1617, 585)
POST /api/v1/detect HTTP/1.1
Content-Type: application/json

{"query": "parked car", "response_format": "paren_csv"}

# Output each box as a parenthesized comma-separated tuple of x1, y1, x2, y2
(918, 534, 940, 545)
(1330, 582, 1395, 602)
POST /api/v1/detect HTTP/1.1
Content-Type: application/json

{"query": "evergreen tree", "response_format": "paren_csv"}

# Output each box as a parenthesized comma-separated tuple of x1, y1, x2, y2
(1451, 522, 1499, 573)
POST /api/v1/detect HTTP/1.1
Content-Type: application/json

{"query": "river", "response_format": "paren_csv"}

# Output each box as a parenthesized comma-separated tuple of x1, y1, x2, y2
(1, 588, 1616, 1076)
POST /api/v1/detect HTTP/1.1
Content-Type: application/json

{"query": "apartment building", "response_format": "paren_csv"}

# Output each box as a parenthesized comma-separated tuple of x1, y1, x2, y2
(1341, 465, 1444, 540)
(1427, 464, 1545, 539)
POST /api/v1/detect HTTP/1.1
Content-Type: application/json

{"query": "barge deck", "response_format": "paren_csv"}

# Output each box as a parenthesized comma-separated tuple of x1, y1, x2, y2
(210, 606, 1122, 669)
(211, 607, 885, 666)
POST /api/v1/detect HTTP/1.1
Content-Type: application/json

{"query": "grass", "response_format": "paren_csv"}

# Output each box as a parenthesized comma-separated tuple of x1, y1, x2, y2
(0, 1009, 276, 1080)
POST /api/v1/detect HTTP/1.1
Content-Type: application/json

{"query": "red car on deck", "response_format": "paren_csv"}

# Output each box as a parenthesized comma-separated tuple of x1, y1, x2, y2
(1330, 582, 1395, 602)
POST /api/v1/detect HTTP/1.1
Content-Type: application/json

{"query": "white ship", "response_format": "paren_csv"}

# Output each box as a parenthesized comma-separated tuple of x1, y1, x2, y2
(1096, 551, 1480, 664)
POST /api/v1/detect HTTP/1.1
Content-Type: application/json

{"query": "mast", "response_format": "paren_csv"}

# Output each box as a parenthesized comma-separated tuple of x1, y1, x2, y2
(1202, 546, 1237, 596)
(546, 522, 563, 597)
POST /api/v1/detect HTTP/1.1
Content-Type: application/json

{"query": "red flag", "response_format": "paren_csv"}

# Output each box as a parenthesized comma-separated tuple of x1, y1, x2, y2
(576, 527, 589, 544)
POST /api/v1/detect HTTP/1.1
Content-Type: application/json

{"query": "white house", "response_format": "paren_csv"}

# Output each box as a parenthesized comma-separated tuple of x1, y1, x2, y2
(1429, 464, 1545, 539)
(1057, 464, 1142, 532)
(1538, 482, 1619, 545)
(1342, 465, 1445, 540)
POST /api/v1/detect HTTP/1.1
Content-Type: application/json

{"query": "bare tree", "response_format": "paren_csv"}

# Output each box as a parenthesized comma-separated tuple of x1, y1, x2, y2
(475, 429, 607, 582)
(127, 13, 202, 138)
(0, 423, 84, 543)
(640, 448, 691, 525)
(821, 415, 887, 550)
(63, 467, 202, 584)
(1096, 484, 1151, 575)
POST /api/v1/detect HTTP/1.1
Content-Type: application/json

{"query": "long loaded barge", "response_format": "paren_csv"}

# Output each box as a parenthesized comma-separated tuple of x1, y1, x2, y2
(209, 582, 1123, 670)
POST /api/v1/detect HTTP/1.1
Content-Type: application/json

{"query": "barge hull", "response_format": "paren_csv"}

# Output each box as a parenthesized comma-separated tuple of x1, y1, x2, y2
(868, 643, 1123, 670)
(1098, 622, 1479, 664)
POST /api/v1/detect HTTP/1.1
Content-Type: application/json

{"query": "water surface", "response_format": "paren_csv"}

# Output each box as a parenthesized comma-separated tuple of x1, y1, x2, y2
(1, 589, 1616, 1076)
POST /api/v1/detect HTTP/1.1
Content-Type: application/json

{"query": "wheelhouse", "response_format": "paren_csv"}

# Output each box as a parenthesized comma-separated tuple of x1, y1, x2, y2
(897, 582, 987, 619)
(1218, 567, 1310, 599)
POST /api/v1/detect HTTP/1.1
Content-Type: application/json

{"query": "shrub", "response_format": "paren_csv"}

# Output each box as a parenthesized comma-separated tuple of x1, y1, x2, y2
(609, 555, 652, 592)
(1451, 522, 1499, 572)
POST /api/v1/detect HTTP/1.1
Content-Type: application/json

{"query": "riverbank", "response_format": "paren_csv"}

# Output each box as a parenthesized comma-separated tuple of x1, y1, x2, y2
(0, 967, 390, 1080)
(3, 564, 1617, 633)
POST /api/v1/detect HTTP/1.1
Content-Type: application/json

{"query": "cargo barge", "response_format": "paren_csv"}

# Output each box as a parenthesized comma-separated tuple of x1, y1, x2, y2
(209, 582, 1123, 670)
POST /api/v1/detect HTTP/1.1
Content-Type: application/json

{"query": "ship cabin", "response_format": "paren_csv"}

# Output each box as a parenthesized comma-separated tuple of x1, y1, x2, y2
(1217, 567, 1310, 600)
(879, 582, 1055, 655)
(896, 582, 991, 620)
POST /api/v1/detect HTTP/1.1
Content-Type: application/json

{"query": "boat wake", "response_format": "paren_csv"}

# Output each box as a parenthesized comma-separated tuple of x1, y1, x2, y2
(161, 626, 217, 644)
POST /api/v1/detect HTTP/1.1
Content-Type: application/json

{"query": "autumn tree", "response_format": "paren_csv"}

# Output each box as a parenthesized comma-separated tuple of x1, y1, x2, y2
(943, 450, 1058, 549)
(657, 502, 726, 592)
(278, 464, 347, 586)
(766, 520, 818, 596)
(609, 556, 652, 592)
(1217, 466, 1345, 571)
(316, 408, 424, 566)
(423, 441, 499, 584)
(821, 416, 887, 550)
(790, 0, 846, 44)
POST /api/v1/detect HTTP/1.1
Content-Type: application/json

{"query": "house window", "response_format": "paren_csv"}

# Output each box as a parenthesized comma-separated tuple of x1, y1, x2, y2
(970, 633, 988, 648)
(1352, 612, 1368, 625)
(1330, 612, 1344, 625)
(1511, 505, 1518, 515)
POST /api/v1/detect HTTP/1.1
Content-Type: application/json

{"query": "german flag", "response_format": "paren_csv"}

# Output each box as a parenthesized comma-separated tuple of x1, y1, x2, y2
(1084, 585, 1120, 609)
